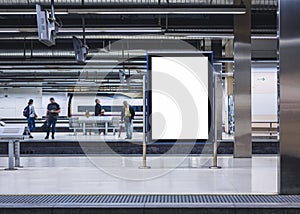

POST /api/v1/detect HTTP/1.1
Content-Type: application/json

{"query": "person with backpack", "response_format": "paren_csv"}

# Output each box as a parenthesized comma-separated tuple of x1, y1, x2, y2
(45, 97, 61, 140)
(23, 99, 36, 138)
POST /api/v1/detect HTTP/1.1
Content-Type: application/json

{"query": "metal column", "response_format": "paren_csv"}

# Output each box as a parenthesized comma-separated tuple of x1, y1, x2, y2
(214, 63, 223, 140)
(212, 40, 222, 59)
(6, 140, 17, 170)
(279, 0, 300, 194)
(14, 141, 22, 168)
(139, 75, 150, 169)
(233, 0, 252, 158)
(210, 65, 222, 169)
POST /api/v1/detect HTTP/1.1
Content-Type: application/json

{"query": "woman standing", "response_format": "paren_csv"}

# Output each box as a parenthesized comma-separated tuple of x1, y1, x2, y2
(26, 99, 36, 138)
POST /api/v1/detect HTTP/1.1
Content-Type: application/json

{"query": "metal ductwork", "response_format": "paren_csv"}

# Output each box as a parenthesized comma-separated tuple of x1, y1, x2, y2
(0, 49, 74, 58)
(0, 70, 81, 77)
(0, 0, 277, 6)
(0, 34, 225, 40)
(0, 49, 146, 59)
(0, 0, 235, 6)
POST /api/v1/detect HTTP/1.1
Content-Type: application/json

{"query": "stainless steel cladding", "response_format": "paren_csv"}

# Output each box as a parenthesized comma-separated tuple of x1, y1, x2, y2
(233, 0, 252, 158)
(279, 0, 300, 194)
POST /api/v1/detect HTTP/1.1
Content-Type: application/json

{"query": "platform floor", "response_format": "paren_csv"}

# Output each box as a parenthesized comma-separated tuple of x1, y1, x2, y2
(0, 155, 278, 195)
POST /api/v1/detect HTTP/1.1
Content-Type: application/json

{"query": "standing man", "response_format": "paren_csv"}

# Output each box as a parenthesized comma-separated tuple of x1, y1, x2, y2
(95, 98, 104, 135)
(121, 101, 135, 139)
(45, 97, 61, 140)
(94, 98, 101, 117)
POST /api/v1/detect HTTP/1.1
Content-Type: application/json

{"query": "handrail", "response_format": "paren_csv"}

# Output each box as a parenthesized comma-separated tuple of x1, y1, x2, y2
(251, 121, 278, 136)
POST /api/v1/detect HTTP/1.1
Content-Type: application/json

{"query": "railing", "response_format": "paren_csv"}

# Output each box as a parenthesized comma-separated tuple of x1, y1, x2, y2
(1, 116, 143, 133)
(252, 121, 278, 138)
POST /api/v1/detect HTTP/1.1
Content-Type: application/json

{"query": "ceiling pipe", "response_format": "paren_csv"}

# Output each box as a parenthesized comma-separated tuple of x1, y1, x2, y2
(0, 31, 277, 40)
(0, 69, 145, 76)
(0, 0, 230, 6)
(0, 0, 277, 6)
(0, 49, 146, 58)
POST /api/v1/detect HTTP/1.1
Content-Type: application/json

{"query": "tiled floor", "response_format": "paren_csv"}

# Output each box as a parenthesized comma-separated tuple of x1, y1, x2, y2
(0, 155, 278, 195)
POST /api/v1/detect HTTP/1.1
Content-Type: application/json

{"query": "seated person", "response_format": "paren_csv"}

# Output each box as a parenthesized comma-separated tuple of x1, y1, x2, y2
(100, 109, 105, 116)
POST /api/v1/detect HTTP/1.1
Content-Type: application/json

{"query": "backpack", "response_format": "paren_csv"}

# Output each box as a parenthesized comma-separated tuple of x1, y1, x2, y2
(23, 105, 30, 118)
(130, 106, 135, 119)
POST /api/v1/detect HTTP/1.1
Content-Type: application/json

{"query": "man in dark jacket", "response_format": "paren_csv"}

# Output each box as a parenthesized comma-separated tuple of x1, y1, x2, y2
(45, 97, 60, 140)
(95, 98, 102, 116)
(121, 101, 135, 139)
(95, 98, 105, 135)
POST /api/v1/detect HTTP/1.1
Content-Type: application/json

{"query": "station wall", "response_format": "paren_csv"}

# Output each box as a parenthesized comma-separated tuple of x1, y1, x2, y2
(251, 65, 278, 122)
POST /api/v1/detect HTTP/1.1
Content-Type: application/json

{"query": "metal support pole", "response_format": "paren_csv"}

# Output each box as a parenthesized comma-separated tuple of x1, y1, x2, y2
(210, 72, 221, 169)
(51, 0, 55, 21)
(83, 122, 86, 135)
(5, 140, 17, 170)
(139, 75, 150, 169)
(105, 122, 108, 135)
(14, 141, 23, 168)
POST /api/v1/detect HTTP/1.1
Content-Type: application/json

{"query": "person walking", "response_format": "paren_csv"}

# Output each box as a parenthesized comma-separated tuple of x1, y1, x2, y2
(121, 101, 135, 139)
(25, 99, 36, 138)
(45, 97, 61, 140)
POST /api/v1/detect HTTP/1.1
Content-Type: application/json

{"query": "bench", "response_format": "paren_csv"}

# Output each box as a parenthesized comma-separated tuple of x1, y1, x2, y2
(69, 116, 121, 135)
(252, 121, 278, 137)
(0, 125, 25, 170)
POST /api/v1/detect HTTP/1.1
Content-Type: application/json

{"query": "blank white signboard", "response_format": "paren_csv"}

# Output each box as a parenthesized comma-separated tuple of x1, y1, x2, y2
(151, 56, 208, 140)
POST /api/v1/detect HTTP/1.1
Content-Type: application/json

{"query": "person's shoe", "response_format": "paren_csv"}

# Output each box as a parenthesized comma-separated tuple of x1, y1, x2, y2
(45, 136, 49, 140)
(29, 135, 34, 139)
(51, 136, 55, 139)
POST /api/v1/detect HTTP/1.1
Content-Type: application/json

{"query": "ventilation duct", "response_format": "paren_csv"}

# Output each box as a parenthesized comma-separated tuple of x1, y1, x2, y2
(0, 0, 278, 6)
(0, 49, 146, 59)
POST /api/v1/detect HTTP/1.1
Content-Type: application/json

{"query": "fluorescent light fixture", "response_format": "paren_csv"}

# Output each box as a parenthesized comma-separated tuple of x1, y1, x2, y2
(216, 59, 279, 63)
(84, 59, 120, 63)
(0, 29, 20, 33)
(59, 27, 162, 33)
(0, 7, 245, 15)
(251, 35, 278, 39)
(0, 11, 68, 15)
(0, 28, 37, 33)
(68, 7, 246, 15)
(184, 34, 277, 39)
(186, 34, 234, 39)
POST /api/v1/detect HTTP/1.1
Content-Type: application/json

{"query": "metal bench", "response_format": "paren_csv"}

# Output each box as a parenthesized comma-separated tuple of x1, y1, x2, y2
(69, 117, 81, 135)
(252, 121, 278, 138)
(69, 116, 121, 135)
(0, 125, 25, 170)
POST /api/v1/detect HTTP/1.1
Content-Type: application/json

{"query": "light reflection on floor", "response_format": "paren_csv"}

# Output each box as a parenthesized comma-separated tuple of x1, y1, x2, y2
(0, 155, 278, 195)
